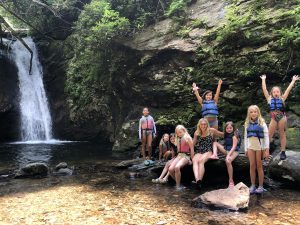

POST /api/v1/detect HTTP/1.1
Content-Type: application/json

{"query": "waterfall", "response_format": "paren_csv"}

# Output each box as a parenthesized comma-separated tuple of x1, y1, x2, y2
(11, 37, 53, 141)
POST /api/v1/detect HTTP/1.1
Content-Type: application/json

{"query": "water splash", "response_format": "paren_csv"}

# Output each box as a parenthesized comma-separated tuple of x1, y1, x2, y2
(11, 37, 53, 141)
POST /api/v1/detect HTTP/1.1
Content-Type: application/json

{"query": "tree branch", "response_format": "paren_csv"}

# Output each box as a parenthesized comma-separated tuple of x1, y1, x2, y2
(1, 15, 33, 74)
(0, 1, 54, 40)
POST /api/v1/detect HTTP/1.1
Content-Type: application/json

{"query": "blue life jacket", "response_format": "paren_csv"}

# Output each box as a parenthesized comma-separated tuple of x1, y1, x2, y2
(269, 98, 284, 112)
(201, 100, 219, 117)
(247, 122, 264, 139)
(224, 132, 241, 151)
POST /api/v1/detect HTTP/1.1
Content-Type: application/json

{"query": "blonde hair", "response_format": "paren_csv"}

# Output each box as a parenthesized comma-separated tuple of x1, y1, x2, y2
(244, 105, 265, 128)
(195, 118, 211, 137)
(175, 125, 191, 146)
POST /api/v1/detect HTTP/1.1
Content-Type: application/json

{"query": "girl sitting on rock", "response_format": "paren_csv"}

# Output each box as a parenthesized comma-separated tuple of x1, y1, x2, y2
(192, 79, 222, 129)
(158, 133, 172, 161)
(138, 107, 157, 160)
(215, 121, 241, 188)
(192, 118, 224, 189)
(244, 105, 269, 194)
(168, 125, 194, 190)
(152, 133, 177, 183)
(260, 74, 299, 160)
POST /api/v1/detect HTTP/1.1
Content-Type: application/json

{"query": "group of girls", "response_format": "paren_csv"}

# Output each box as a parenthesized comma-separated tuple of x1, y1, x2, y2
(140, 74, 299, 193)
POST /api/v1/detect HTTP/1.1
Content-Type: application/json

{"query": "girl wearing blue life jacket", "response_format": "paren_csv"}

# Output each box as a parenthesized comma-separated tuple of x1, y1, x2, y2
(261, 74, 299, 160)
(244, 105, 269, 194)
(192, 79, 222, 129)
(215, 121, 241, 188)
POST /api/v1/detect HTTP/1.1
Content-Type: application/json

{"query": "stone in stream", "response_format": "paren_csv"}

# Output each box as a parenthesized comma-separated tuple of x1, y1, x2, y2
(268, 150, 300, 184)
(53, 168, 73, 176)
(55, 162, 68, 170)
(192, 182, 250, 211)
(14, 162, 49, 178)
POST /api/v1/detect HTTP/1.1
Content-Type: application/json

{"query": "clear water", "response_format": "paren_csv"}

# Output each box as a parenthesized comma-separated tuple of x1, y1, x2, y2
(0, 142, 114, 169)
(0, 143, 299, 224)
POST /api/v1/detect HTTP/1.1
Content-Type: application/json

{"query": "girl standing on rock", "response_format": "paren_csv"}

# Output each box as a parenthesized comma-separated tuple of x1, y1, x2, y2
(244, 105, 269, 194)
(192, 79, 222, 129)
(214, 121, 241, 188)
(192, 118, 224, 189)
(139, 107, 157, 160)
(260, 74, 299, 160)
(168, 125, 194, 190)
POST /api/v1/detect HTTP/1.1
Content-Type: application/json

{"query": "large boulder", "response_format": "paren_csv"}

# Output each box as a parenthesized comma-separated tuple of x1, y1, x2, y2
(268, 151, 300, 184)
(192, 182, 250, 211)
(15, 162, 49, 178)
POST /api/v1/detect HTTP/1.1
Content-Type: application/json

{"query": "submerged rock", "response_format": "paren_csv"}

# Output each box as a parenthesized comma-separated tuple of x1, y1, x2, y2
(269, 151, 300, 184)
(193, 182, 249, 211)
(53, 168, 73, 176)
(55, 162, 68, 170)
(15, 163, 49, 178)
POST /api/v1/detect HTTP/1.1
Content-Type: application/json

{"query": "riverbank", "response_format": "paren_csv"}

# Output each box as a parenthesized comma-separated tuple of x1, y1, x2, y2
(1, 159, 300, 225)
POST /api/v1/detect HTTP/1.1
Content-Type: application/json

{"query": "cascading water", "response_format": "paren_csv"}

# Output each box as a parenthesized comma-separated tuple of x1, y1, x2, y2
(11, 37, 53, 141)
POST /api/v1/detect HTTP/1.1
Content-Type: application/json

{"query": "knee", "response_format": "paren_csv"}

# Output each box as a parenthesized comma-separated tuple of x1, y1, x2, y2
(168, 166, 175, 173)
(192, 157, 198, 164)
(226, 160, 232, 166)
(175, 165, 181, 172)
(250, 163, 256, 170)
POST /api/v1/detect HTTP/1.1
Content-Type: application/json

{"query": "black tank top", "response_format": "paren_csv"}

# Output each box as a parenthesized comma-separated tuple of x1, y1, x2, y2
(194, 134, 213, 154)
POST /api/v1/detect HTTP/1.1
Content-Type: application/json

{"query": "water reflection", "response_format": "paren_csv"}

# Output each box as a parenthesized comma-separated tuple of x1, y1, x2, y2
(0, 142, 114, 169)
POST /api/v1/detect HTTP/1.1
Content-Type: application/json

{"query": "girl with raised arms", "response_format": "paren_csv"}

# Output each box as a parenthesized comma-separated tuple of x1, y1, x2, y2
(260, 74, 299, 160)
(192, 79, 222, 129)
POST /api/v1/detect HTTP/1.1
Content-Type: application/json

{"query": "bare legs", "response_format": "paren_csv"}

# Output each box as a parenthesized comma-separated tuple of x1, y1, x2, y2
(226, 151, 239, 183)
(192, 152, 212, 182)
(141, 132, 153, 159)
(269, 117, 287, 151)
(247, 149, 264, 187)
(168, 157, 189, 187)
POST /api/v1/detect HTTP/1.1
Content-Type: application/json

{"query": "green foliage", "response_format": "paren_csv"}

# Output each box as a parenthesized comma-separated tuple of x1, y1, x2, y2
(216, 5, 251, 43)
(278, 25, 300, 47)
(176, 25, 192, 38)
(166, 0, 192, 18)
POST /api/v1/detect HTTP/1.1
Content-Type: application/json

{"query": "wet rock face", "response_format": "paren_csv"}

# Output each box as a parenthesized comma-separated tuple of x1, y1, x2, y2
(269, 151, 300, 184)
(0, 53, 20, 141)
(25, 0, 300, 150)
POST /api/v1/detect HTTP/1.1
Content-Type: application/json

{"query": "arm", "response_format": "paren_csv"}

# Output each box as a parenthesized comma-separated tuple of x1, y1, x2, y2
(282, 75, 299, 100)
(260, 74, 270, 100)
(152, 117, 157, 137)
(214, 79, 222, 103)
(159, 142, 163, 160)
(138, 119, 142, 140)
(192, 83, 203, 106)
(244, 126, 248, 155)
(210, 128, 224, 138)
(187, 136, 195, 159)
(227, 136, 238, 157)
(193, 132, 198, 146)
(262, 123, 269, 149)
